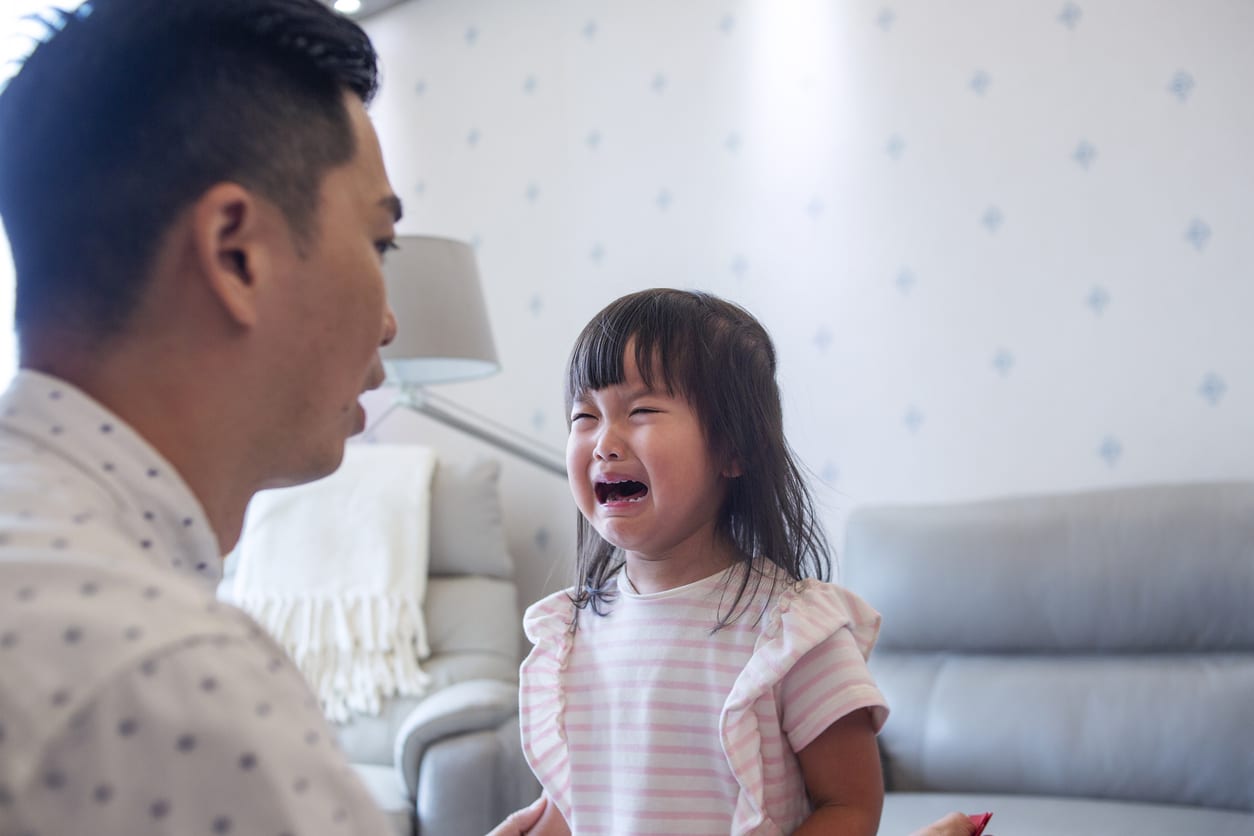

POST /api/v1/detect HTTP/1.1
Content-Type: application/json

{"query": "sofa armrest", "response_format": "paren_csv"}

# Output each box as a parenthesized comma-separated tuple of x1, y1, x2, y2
(393, 678, 519, 797)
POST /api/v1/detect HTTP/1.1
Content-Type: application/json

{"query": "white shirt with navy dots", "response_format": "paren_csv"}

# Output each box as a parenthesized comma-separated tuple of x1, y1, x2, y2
(0, 370, 392, 836)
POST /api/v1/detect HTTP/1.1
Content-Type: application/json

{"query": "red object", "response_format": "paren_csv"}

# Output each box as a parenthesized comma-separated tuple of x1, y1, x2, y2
(968, 812, 993, 836)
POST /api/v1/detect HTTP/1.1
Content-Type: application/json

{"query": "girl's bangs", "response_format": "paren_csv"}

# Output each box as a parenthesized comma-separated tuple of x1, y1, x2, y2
(565, 295, 699, 407)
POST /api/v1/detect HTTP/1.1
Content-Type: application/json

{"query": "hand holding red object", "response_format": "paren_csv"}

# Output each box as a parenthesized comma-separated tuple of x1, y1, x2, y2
(968, 812, 993, 836)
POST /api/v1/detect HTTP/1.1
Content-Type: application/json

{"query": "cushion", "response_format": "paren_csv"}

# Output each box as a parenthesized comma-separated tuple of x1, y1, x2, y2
(425, 575, 520, 659)
(843, 482, 1254, 652)
(880, 792, 1254, 836)
(428, 457, 513, 579)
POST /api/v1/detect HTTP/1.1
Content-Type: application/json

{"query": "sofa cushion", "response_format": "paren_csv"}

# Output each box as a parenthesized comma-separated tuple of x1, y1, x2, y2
(879, 792, 1254, 836)
(871, 652, 1254, 810)
(425, 575, 520, 659)
(844, 482, 1254, 652)
(429, 457, 513, 579)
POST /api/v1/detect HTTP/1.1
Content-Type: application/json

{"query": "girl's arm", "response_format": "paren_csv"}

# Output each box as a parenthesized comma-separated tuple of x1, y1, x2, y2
(791, 707, 885, 835)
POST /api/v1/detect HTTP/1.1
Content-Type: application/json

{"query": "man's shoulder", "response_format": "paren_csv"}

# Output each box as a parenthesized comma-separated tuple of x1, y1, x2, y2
(0, 557, 262, 736)
(0, 431, 107, 514)
(1, 554, 256, 650)
(0, 559, 385, 836)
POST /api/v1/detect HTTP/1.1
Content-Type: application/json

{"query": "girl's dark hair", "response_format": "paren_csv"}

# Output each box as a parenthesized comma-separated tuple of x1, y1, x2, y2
(565, 288, 831, 628)
(0, 0, 378, 345)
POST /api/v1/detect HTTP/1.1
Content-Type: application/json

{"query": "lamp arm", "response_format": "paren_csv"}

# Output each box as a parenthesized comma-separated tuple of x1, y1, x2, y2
(384, 384, 568, 478)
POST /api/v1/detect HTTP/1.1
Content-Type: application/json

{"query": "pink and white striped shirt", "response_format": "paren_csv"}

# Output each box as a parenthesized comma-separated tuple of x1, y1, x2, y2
(519, 564, 888, 835)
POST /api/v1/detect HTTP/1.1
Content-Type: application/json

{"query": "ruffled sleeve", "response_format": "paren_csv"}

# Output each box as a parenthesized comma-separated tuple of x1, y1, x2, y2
(719, 580, 888, 835)
(518, 589, 578, 821)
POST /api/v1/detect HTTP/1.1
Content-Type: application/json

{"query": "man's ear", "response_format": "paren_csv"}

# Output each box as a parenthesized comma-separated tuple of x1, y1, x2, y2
(189, 183, 278, 329)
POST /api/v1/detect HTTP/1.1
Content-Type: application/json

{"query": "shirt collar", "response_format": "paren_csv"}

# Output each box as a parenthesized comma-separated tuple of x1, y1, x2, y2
(0, 369, 223, 583)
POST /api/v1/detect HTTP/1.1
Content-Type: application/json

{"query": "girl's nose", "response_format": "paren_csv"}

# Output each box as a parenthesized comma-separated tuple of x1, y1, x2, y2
(593, 426, 622, 460)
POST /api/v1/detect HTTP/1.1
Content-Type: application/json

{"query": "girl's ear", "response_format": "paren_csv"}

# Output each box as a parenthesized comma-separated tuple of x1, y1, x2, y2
(718, 441, 742, 479)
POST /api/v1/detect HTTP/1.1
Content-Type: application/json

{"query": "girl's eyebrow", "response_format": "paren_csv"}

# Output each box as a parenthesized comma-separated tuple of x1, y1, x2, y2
(620, 380, 677, 403)
(574, 382, 660, 402)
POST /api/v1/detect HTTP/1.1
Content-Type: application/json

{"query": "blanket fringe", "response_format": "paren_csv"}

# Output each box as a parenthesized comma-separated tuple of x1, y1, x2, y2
(237, 591, 431, 723)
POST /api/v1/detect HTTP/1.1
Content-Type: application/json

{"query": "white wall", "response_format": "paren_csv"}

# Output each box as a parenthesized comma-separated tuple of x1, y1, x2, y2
(363, 0, 1254, 604)
(0, 3, 87, 384)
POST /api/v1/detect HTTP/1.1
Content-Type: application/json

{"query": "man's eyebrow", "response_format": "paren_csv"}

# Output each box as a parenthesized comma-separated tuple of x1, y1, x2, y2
(379, 194, 403, 223)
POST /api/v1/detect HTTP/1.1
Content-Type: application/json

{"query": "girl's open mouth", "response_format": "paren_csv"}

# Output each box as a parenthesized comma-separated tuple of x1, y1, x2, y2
(595, 480, 649, 504)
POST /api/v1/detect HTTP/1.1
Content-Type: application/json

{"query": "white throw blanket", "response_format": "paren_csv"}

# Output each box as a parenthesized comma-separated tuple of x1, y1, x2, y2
(231, 443, 436, 722)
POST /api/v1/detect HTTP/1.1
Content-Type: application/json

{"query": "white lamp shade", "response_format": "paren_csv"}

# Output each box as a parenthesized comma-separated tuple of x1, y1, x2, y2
(379, 236, 500, 385)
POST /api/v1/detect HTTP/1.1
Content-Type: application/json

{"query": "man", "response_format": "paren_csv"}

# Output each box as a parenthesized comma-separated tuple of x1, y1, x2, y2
(0, 1, 403, 832)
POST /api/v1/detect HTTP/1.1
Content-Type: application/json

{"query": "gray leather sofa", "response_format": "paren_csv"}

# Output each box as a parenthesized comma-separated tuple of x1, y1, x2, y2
(330, 458, 539, 836)
(842, 482, 1254, 835)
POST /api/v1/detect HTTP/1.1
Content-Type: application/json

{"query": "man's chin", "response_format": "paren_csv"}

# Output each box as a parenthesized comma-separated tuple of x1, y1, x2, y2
(258, 445, 348, 492)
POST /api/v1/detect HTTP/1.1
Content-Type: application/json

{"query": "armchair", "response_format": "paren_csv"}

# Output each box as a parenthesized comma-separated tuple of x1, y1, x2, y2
(328, 456, 539, 835)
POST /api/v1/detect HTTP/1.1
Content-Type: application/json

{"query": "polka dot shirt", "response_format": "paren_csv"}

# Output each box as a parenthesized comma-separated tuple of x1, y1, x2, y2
(0, 371, 392, 835)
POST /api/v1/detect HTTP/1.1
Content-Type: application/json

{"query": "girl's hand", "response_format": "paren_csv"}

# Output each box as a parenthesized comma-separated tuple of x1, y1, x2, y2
(486, 794, 547, 836)
(909, 811, 983, 836)
(526, 795, 572, 836)
(486, 792, 571, 836)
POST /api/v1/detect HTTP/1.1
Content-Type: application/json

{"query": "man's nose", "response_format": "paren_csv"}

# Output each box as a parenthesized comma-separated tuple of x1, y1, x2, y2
(380, 304, 398, 347)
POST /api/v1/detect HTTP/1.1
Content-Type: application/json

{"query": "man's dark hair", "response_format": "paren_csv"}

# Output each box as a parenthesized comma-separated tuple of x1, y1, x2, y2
(0, 0, 379, 344)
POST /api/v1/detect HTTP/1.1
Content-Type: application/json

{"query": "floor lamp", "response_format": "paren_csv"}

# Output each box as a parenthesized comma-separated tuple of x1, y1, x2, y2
(372, 235, 567, 478)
